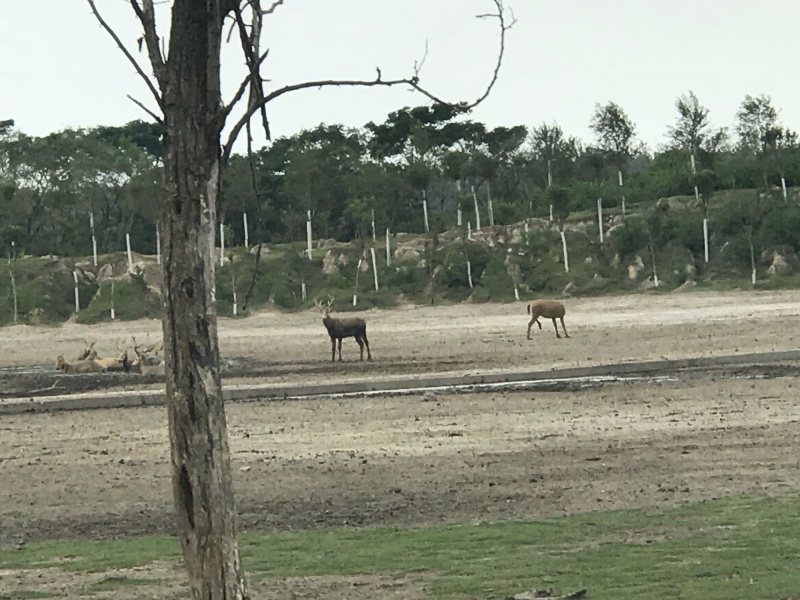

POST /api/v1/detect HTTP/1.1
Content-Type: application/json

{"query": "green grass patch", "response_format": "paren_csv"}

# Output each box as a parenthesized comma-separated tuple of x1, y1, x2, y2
(2, 496, 800, 598)
(0, 591, 60, 599)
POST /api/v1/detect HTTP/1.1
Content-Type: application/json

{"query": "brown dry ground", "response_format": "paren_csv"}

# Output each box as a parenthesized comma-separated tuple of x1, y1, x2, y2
(1, 289, 800, 598)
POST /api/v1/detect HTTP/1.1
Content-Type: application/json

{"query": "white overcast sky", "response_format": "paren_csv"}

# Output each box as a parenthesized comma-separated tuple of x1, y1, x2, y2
(1, 0, 798, 153)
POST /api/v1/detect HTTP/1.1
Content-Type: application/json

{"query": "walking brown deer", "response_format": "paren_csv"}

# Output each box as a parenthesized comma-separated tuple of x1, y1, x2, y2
(527, 299, 570, 340)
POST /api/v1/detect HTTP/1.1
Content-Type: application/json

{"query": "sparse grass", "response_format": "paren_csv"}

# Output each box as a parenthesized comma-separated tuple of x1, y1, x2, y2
(84, 575, 160, 593)
(2, 496, 800, 599)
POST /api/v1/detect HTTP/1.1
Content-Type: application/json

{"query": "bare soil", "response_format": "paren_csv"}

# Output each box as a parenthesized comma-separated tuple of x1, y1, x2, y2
(1, 289, 799, 598)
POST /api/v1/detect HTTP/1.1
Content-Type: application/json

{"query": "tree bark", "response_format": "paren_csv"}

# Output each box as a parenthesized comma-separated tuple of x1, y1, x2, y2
(160, 1, 247, 598)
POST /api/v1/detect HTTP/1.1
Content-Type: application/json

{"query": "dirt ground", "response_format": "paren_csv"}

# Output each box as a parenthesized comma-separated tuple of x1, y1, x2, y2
(1, 289, 800, 598)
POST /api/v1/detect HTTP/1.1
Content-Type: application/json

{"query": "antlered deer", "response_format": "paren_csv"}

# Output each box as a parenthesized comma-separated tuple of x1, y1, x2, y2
(56, 354, 105, 374)
(527, 299, 570, 340)
(74, 340, 130, 372)
(315, 297, 372, 362)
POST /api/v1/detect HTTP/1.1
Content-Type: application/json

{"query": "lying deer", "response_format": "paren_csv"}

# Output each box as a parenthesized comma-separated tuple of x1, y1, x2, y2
(129, 335, 165, 376)
(526, 299, 570, 340)
(76, 340, 99, 361)
(75, 340, 129, 372)
(315, 296, 372, 362)
(56, 354, 105, 374)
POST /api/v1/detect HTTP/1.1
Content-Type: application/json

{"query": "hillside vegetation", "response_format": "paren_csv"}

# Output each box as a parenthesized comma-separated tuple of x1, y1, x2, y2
(2, 187, 799, 325)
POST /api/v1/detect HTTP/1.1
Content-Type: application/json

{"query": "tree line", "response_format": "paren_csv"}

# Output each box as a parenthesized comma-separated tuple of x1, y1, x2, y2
(1, 91, 797, 258)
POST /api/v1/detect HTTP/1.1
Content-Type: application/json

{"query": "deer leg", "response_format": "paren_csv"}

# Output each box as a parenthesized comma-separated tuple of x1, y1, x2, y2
(337, 338, 343, 361)
(330, 337, 336, 362)
(552, 318, 561, 338)
(527, 318, 535, 340)
(560, 317, 570, 338)
(356, 336, 365, 361)
(363, 332, 372, 361)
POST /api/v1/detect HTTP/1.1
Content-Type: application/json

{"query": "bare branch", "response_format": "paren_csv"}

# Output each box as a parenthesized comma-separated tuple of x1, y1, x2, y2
(222, 49, 269, 122)
(221, 0, 514, 161)
(413, 40, 429, 80)
(469, 0, 516, 110)
(222, 74, 451, 162)
(129, 0, 167, 85)
(85, 0, 163, 109)
(259, 0, 288, 15)
(127, 94, 164, 124)
(223, 2, 272, 141)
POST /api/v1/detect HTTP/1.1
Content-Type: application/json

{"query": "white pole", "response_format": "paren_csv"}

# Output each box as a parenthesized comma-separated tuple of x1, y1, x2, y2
(422, 190, 430, 233)
(472, 185, 481, 230)
(781, 177, 788, 201)
(156, 223, 161, 265)
(371, 247, 379, 291)
(548, 159, 554, 222)
(73, 270, 80, 313)
(231, 256, 238, 315)
(618, 170, 623, 187)
(560, 230, 569, 273)
(243, 212, 249, 248)
(513, 286, 520, 301)
(126, 233, 133, 273)
(306, 210, 313, 260)
(371, 209, 376, 242)
(301, 281, 307, 301)
(694, 185, 700, 203)
(752, 267, 757, 286)
(487, 181, 495, 227)
(466, 259, 473, 288)
(621, 195, 626, 218)
(110, 280, 115, 320)
(219, 223, 225, 266)
(385, 228, 391, 265)
(457, 178, 463, 226)
(467, 221, 473, 241)
(597, 197, 604, 243)
(89, 212, 97, 266)
(703, 217, 709, 263)
(690, 154, 697, 174)
(353, 258, 362, 306)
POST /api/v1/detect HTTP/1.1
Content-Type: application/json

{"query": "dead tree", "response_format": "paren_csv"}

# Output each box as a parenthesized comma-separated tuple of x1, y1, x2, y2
(86, 1, 514, 597)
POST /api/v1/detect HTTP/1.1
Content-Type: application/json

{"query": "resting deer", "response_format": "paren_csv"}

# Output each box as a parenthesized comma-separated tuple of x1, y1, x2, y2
(315, 296, 372, 362)
(75, 340, 130, 372)
(527, 299, 570, 340)
(76, 340, 99, 361)
(129, 335, 165, 375)
(56, 354, 105, 374)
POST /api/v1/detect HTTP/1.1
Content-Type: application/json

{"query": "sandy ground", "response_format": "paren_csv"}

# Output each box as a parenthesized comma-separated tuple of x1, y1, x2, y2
(1, 289, 799, 598)
(1, 289, 799, 387)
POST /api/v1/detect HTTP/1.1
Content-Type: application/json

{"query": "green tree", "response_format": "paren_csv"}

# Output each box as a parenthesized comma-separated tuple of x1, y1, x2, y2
(667, 90, 710, 159)
(589, 101, 637, 170)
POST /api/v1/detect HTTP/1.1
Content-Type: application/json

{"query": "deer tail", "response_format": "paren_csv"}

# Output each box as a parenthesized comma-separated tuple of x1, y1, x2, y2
(526, 302, 531, 315)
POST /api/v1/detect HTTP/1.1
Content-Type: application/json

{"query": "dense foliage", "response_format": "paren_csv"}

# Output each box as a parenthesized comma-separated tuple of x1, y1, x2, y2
(2, 92, 797, 258)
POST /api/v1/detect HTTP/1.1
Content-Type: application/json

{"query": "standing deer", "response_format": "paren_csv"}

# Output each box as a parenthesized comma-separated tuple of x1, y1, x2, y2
(527, 299, 570, 340)
(315, 296, 372, 362)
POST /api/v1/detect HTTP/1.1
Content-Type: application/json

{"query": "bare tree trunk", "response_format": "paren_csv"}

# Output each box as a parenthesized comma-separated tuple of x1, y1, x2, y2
(160, 2, 247, 598)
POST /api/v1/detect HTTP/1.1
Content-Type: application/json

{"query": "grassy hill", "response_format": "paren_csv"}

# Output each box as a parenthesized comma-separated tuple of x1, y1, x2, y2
(2, 187, 799, 325)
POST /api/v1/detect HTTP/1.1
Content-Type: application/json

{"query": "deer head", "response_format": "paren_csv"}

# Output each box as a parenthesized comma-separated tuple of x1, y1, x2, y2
(314, 296, 335, 322)
(77, 340, 97, 361)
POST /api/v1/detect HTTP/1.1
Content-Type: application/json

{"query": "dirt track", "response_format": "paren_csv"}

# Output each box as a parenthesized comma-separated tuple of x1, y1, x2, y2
(1, 290, 800, 597)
